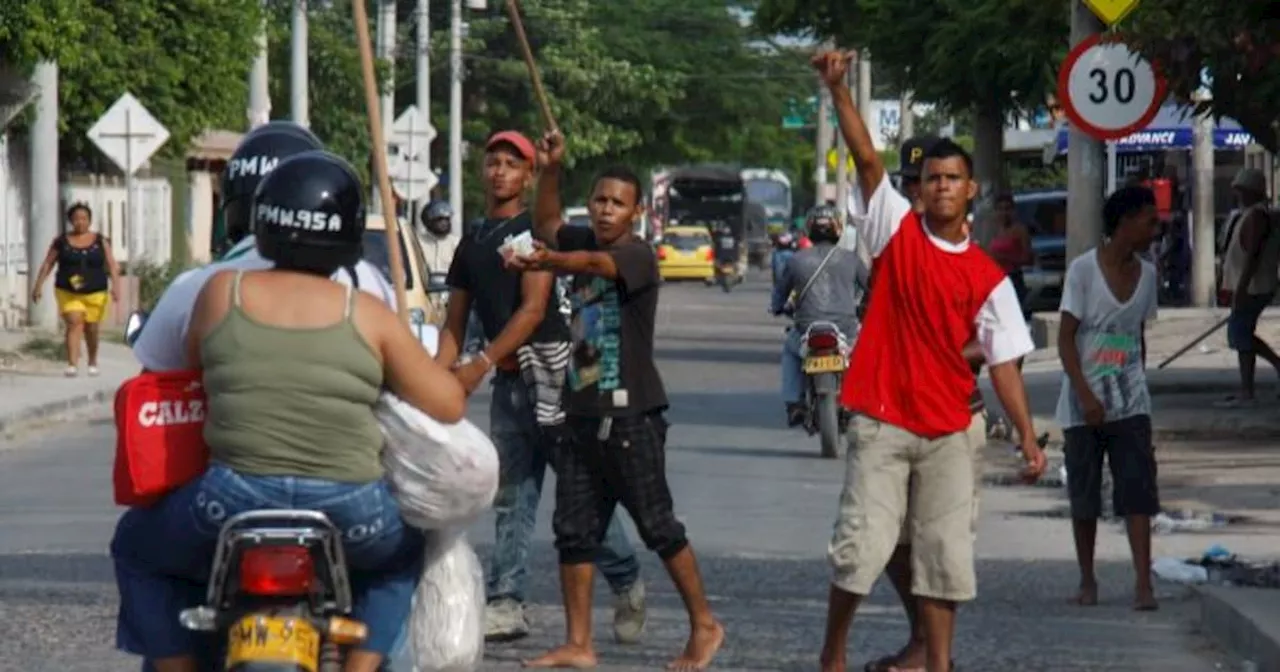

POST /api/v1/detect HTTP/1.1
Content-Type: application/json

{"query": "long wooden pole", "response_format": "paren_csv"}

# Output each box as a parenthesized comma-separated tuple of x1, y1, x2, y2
(505, 0, 558, 133)
(353, 0, 410, 324)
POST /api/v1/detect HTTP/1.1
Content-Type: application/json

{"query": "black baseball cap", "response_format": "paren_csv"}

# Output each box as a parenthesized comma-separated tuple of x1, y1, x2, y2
(897, 135, 941, 180)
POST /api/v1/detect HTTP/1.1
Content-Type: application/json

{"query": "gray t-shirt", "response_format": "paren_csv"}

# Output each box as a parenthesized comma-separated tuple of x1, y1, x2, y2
(1054, 248, 1158, 428)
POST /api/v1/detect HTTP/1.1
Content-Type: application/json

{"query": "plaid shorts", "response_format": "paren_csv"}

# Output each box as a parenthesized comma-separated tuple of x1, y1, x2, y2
(550, 413, 688, 564)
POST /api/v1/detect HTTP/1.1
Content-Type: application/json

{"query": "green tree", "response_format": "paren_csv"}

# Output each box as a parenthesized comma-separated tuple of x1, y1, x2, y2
(753, 0, 1066, 120)
(0, 0, 265, 170)
(1126, 3, 1280, 153)
(264, 0, 389, 181)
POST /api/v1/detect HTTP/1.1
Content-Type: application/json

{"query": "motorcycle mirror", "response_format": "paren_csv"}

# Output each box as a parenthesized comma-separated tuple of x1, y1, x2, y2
(124, 311, 149, 347)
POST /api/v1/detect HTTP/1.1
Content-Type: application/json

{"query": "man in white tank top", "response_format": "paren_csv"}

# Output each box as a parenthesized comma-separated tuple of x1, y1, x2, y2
(1218, 168, 1280, 407)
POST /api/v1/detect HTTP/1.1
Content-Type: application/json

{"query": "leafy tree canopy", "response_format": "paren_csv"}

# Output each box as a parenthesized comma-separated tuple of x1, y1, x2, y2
(0, 0, 265, 171)
(1126, 2, 1280, 153)
(752, 0, 1067, 116)
(400, 0, 818, 215)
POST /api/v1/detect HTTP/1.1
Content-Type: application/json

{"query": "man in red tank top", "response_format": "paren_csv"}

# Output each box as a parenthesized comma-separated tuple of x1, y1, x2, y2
(811, 51, 1047, 672)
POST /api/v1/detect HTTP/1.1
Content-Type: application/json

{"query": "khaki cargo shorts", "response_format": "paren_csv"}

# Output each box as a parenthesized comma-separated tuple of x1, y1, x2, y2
(827, 413, 985, 603)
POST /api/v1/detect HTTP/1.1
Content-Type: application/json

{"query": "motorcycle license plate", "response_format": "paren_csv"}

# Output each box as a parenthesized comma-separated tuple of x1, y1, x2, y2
(227, 615, 321, 672)
(804, 354, 845, 373)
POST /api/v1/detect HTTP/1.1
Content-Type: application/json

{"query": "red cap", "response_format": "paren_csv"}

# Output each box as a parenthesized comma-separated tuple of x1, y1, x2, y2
(485, 131, 536, 164)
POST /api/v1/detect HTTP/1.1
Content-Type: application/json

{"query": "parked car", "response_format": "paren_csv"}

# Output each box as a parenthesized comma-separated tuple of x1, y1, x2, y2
(363, 214, 439, 330)
(564, 206, 591, 229)
(1013, 190, 1067, 314)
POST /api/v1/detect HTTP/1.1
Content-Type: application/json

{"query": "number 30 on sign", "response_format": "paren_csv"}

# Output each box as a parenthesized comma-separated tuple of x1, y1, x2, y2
(1057, 34, 1167, 142)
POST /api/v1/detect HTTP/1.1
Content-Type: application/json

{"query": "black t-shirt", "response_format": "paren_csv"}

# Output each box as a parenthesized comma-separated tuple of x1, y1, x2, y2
(555, 227, 667, 417)
(445, 211, 568, 344)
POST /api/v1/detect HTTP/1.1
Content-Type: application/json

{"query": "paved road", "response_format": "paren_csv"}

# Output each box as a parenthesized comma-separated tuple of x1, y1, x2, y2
(0, 276, 1237, 671)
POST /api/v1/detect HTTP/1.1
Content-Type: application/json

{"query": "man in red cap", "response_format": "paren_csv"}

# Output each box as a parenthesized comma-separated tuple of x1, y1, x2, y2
(435, 131, 648, 644)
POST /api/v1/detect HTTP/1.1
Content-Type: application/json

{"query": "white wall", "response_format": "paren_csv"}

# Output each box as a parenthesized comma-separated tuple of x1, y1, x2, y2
(0, 131, 173, 327)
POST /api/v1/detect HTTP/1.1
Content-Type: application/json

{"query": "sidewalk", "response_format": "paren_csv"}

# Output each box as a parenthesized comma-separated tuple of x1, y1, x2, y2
(0, 330, 135, 439)
(1016, 309, 1280, 441)
(997, 308, 1280, 671)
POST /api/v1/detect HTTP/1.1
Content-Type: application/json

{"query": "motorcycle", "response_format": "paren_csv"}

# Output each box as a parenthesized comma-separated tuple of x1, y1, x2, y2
(124, 312, 370, 671)
(178, 510, 368, 671)
(711, 231, 744, 293)
(799, 321, 852, 459)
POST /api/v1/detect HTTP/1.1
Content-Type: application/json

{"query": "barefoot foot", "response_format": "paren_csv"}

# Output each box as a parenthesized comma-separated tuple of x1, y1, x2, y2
(819, 652, 847, 672)
(523, 644, 598, 669)
(667, 621, 725, 671)
(1068, 582, 1098, 606)
(1134, 586, 1159, 611)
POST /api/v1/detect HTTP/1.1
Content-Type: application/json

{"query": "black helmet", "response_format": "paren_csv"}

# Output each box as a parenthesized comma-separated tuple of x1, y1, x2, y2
(253, 150, 366, 275)
(805, 204, 840, 242)
(220, 121, 324, 248)
(421, 199, 453, 238)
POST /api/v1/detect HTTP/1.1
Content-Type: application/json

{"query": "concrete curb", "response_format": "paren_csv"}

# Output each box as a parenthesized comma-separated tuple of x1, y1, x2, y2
(0, 389, 114, 438)
(1196, 585, 1277, 671)
(1030, 414, 1280, 444)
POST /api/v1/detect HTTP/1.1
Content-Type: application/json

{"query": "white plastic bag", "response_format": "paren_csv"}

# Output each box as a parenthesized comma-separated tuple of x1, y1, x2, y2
(408, 532, 486, 672)
(376, 393, 499, 530)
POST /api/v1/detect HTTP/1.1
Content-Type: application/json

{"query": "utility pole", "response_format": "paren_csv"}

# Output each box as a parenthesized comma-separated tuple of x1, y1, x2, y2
(248, 2, 270, 129)
(374, 0, 397, 214)
(448, 0, 464, 231)
(899, 90, 915, 143)
(290, 0, 309, 127)
(834, 66, 851, 218)
(416, 0, 432, 202)
(857, 53, 872, 131)
(815, 87, 831, 205)
(27, 62, 58, 330)
(1065, 1, 1105, 263)
(1190, 111, 1215, 307)
(813, 40, 834, 208)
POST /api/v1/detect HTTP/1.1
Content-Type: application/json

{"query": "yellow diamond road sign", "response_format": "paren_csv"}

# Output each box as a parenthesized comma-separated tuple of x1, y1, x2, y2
(1083, 0, 1140, 26)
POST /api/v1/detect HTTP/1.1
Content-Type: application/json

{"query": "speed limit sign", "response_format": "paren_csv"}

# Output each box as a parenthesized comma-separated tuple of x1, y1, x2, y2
(1057, 34, 1167, 141)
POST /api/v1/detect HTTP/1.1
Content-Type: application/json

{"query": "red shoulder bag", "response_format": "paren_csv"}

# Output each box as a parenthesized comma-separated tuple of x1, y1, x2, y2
(113, 370, 211, 507)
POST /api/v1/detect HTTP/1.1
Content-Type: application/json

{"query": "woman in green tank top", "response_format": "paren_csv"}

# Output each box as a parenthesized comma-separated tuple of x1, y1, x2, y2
(110, 151, 467, 672)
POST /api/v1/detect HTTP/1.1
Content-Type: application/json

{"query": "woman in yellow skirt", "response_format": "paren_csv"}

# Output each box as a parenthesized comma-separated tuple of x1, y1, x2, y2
(31, 203, 121, 376)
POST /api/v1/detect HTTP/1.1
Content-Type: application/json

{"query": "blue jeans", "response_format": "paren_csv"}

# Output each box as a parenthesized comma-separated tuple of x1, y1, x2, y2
(112, 464, 424, 665)
(488, 373, 642, 602)
(781, 328, 804, 404)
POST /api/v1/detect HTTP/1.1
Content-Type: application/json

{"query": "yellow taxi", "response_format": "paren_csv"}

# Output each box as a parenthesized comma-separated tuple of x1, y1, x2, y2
(363, 214, 440, 327)
(657, 225, 714, 281)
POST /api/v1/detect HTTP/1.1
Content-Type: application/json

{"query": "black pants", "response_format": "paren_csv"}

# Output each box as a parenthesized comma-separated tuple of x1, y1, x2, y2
(1064, 414, 1160, 520)
(550, 413, 688, 565)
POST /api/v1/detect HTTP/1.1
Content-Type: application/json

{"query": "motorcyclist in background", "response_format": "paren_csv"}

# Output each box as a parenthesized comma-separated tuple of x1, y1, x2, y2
(770, 230, 800, 286)
(419, 199, 457, 278)
(770, 205, 869, 427)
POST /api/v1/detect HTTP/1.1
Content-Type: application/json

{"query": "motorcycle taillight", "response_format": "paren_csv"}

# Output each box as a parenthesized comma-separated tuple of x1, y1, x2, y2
(239, 546, 315, 597)
(808, 332, 839, 350)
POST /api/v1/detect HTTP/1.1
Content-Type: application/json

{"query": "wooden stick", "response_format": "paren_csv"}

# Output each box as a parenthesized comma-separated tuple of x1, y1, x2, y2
(505, 0, 558, 133)
(352, 0, 409, 325)
(1156, 316, 1229, 369)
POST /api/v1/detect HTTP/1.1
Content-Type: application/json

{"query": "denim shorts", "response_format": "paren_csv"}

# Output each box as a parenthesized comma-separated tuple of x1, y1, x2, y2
(112, 463, 423, 662)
